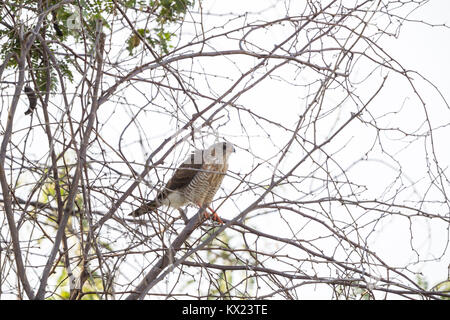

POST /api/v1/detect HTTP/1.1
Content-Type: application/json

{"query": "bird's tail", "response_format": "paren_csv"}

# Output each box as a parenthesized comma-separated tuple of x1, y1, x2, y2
(129, 200, 160, 217)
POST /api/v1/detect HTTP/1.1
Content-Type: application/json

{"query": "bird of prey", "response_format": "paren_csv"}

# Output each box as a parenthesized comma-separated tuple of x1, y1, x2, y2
(130, 142, 235, 223)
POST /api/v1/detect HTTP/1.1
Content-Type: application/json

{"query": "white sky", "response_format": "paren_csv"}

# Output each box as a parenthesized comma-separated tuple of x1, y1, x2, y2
(1, 0, 450, 299)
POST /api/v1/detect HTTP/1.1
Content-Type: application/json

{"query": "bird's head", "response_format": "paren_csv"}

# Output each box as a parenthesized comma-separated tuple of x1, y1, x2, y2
(205, 142, 235, 164)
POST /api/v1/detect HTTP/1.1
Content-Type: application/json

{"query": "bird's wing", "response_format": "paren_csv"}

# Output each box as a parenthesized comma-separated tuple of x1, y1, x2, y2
(164, 152, 203, 192)
(129, 152, 203, 217)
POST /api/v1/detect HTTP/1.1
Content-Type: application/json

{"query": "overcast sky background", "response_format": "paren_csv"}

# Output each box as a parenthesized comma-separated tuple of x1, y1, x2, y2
(190, 0, 450, 293)
(2, 0, 450, 299)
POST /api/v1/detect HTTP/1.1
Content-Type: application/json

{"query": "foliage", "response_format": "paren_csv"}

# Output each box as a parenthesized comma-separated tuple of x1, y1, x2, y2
(432, 279, 450, 300)
(203, 231, 256, 299)
(0, 0, 193, 94)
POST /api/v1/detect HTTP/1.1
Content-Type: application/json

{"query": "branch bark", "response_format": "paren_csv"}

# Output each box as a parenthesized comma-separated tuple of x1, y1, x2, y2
(34, 21, 106, 300)
(0, 45, 35, 301)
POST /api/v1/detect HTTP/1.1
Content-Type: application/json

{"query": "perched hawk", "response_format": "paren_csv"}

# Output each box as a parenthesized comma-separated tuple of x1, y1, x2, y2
(130, 142, 235, 223)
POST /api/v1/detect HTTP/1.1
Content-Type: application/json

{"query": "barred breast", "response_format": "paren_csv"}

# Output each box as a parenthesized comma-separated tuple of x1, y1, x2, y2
(183, 163, 228, 206)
